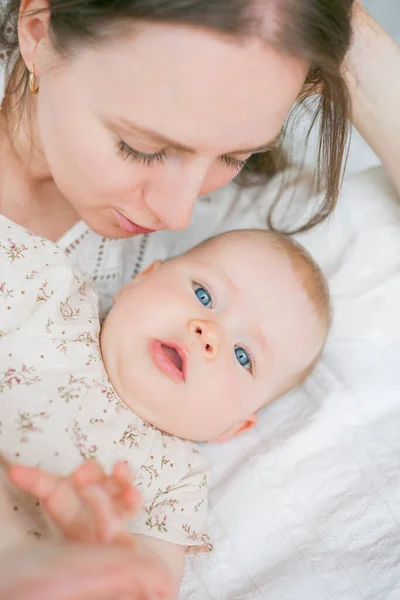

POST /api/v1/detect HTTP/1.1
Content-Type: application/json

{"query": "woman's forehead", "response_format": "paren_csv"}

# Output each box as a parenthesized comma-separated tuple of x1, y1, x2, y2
(78, 22, 308, 154)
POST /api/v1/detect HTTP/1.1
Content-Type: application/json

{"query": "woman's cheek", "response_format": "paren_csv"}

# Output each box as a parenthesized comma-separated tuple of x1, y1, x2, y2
(200, 165, 239, 196)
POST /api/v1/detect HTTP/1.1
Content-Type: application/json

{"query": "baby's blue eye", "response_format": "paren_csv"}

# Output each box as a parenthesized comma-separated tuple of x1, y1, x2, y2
(235, 346, 251, 371)
(194, 284, 212, 308)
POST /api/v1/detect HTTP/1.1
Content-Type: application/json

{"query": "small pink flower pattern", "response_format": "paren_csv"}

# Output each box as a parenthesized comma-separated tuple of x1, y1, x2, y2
(2, 238, 28, 262)
(0, 365, 40, 393)
(36, 280, 54, 302)
(0, 281, 13, 300)
(17, 411, 49, 443)
(57, 375, 90, 404)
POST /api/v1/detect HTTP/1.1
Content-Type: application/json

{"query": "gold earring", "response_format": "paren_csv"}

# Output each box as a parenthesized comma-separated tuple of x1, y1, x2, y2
(29, 64, 39, 95)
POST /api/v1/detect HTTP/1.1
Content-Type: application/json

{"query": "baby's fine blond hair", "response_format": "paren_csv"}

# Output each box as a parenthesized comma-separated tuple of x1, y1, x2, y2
(259, 229, 331, 394)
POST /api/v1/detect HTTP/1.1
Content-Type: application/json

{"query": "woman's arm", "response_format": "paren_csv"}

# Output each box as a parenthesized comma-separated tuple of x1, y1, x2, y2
(344, 1, 400, 193)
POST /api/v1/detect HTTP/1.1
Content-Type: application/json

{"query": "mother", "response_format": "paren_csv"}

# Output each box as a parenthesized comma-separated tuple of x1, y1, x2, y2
(0, 0, 399, 598)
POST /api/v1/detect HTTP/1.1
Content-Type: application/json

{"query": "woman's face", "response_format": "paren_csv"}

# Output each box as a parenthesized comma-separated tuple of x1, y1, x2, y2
(35, 22, 308, 238)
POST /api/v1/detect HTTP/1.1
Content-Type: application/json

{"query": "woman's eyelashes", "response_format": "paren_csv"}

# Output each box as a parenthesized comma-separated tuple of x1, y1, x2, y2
(117, 139, 249, 172)
(220, 155, 249, 173)
(192, 282, 255, 374)
(117, 140, 167, 166)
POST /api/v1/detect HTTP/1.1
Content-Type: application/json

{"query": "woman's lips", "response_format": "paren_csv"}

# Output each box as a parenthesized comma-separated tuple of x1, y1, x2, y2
(149, 340, 188, 383)
(113, 209, 156, 235)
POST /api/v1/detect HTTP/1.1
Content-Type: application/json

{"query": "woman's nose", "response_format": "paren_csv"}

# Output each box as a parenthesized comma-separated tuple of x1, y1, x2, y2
(144, 164, 209, 231)
(188, 319, 221, 360)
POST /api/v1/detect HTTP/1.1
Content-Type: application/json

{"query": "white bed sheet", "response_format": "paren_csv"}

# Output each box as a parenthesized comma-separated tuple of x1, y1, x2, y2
(181, 166, 400, 600)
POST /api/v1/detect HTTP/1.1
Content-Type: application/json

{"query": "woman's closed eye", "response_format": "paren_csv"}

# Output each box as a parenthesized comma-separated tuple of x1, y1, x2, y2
(117, 139, 249, 172)
(220, 155, 249, 173)
(117, 140, 167, 166)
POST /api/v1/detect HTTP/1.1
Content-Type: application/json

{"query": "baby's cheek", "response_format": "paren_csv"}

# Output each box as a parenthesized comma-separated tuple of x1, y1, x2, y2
(211, 369, 242, 417)
(225, 371, 255, 415)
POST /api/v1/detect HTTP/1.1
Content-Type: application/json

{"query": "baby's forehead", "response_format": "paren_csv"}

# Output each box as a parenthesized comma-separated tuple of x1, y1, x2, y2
(187, 234, 301, 313)
(191, 230, 281, 261)
(188, 230, 324, 320)
(190, 230, 292, 278)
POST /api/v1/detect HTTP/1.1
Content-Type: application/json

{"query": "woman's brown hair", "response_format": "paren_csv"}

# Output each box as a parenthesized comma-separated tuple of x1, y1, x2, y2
(0, 0, 354, 233)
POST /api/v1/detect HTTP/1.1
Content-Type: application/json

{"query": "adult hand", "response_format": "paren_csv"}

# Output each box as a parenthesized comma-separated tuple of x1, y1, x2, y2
(0, 541, 173, 600)
(343, 0, 400, 194)
(352, 0, 365, 12)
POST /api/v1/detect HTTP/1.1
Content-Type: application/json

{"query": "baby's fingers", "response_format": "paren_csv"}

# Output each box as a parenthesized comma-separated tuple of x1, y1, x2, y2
(120, 485, 141, 515)
(112, 462, 141, 513)
(9, 464, 96, 535)
(79, 483, 131, 543)
(112, 461, 133, 486)
(8, 465, 61, 500)
(73, 461, 106, 486)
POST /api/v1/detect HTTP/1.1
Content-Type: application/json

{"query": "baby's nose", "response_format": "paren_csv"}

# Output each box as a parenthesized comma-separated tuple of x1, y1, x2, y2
(188, 319, 221, 360)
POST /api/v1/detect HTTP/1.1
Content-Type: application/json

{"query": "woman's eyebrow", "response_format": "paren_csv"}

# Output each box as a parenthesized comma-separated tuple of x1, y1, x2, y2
(114, 116, 281, 155)
(230, 133, 282, 155)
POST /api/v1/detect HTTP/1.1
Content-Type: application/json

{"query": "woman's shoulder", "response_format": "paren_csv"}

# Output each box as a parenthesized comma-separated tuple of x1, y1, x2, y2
(0, 215, 74, 273)
(0, 215, 98, 334)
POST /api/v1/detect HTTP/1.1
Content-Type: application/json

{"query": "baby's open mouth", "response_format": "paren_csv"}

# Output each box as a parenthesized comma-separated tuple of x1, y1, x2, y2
(161, 344, 183, 372)
(149, 340, 187, 383)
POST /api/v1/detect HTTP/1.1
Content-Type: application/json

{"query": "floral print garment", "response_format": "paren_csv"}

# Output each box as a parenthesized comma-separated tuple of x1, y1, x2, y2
(0, 216, 211, 551)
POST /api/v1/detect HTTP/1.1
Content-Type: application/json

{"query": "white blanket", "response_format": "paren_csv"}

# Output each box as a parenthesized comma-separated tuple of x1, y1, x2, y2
(181, 167, 400, 600)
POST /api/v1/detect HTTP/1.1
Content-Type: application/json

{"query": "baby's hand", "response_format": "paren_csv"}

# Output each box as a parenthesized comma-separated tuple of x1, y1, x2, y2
(8, 461, 140, 545)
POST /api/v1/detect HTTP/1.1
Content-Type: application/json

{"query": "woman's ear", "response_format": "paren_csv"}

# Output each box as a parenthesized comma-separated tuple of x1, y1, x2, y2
(209, 414, 258, 444)
(18, 0, 51, 73)
(113, 260, 163, 304)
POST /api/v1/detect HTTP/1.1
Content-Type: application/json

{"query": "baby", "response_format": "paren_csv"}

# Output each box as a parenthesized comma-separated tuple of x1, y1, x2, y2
(0, 216, 330, 598)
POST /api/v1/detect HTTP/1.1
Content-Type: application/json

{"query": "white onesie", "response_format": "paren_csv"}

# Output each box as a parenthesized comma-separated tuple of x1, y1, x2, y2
(0, 216, 210, 551)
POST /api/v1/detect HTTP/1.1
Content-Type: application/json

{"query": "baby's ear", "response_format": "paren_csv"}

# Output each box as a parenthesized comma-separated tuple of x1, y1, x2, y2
(113, 260, 163, 303)
(137, 260, 163, 279)
(209, 414, 258, 444)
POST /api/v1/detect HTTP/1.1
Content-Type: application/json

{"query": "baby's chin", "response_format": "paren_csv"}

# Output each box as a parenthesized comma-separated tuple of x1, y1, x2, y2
(103, 357, 231, 442)
(121, 399, 219, 442)
(138, 412, 214, 442)
(150, 417, 228, 444)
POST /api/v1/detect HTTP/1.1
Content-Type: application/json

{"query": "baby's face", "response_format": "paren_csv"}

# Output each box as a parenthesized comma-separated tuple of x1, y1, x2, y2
(101, 231, 325, 442)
